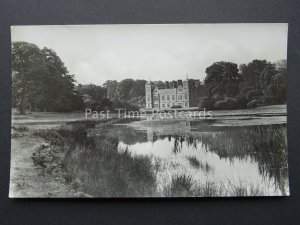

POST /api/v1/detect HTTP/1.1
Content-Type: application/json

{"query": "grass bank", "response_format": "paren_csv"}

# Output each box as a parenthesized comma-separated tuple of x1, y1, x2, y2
(163, 174, 269, 197)
(32, 119, 157, 197)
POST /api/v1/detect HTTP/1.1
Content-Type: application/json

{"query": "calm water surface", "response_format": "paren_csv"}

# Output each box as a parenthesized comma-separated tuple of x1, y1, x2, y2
(93, 120, 289, 196)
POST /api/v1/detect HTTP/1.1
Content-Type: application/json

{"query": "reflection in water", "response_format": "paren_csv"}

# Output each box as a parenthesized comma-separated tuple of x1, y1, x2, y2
(110, 123, 289, 196)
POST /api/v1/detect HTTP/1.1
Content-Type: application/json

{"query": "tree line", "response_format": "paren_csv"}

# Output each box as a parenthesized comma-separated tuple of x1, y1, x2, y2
(201, 60, 286, 110)
(12, 42, 287, 114)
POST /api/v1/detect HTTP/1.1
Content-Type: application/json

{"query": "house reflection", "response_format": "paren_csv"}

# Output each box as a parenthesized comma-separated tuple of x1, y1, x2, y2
(145, 121, 192, 143)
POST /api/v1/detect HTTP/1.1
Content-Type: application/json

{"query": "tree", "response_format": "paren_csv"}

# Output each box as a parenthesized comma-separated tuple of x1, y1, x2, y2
(239, 59, 272, 89)
(205, 61, 240, 84)
(41, 47, 79, 111)
(103, 80, 118, 101)
(12, 42, 84, 113)
(263, 66, 287, 104)
(117, 79, 136, 102)
(202, 59, 287, 110)
(12, 42, 45, 114)
(78, 84, 106, 103)
(204, 61, 240, 97)
(225, 83, 239, 97)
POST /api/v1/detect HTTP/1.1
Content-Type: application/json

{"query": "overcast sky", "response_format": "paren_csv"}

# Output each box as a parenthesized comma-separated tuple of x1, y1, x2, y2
(11, 24, 288, 85)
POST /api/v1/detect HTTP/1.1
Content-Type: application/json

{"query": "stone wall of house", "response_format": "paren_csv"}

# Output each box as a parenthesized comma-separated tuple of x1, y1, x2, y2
(145, 78, 204, 109)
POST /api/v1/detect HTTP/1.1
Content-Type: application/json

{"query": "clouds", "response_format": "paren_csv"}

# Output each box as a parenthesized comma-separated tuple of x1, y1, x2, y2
(11, 24, 288, 85)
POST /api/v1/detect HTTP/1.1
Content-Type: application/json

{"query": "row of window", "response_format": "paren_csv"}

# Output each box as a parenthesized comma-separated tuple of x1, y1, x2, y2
(153, 94, 188, 101)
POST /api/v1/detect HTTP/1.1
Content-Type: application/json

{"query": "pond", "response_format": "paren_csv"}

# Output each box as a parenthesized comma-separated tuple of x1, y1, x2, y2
(91, 120, 289, 197)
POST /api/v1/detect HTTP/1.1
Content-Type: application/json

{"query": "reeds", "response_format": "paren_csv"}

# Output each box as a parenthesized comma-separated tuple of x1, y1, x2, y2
(33, 121, 157, 197)
(164, 174, 195, 197)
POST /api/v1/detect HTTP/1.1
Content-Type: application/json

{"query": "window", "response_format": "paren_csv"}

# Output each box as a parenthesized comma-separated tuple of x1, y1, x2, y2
(167, 95, 170, 101)
(167, 103, 170, 108)
(162, 95, 165, 101)
(162, 103, 165, 108)
(172, 95, 175, 100)
(185, 102, 188, 107)
(154, 95, 159, 101)
(178, 95, 182, 100)
(154, 104, 159, 108)
(185, 94, 188, 100)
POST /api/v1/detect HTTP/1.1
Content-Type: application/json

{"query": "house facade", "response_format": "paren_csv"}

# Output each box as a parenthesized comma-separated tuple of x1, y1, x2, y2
(145, 78, 204, 109)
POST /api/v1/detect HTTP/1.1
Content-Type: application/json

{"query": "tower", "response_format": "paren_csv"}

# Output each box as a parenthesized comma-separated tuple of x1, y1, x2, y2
(182, 76, 189, 108)
(145, 81, 153, 109)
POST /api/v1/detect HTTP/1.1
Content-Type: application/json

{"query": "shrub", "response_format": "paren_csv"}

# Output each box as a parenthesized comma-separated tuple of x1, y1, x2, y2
(199, 97, 216, 109)
(33, 129, 63, 145)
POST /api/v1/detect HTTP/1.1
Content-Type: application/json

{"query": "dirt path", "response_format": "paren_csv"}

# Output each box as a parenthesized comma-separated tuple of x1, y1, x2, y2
(9, 131, 83, 198)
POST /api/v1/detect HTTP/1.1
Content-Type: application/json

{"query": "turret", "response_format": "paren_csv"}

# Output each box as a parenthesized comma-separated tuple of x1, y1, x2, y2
(145, 81, 153, 109)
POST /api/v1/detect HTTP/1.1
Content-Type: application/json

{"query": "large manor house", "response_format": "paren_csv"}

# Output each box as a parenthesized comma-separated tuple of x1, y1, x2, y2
(145, 78, 205, 109)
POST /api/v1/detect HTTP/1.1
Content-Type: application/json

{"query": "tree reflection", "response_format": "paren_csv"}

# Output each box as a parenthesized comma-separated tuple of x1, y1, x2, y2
(177, 125, 288, 195)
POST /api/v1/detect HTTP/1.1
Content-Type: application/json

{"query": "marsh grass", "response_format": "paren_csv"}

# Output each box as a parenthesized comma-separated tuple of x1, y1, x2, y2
(164, 174, 195, 197)
(163, 175, 266, 197)
(64, 144, 157, 197)
(33, 120, 157, 197)
(192, 180, 265, 197)
(178, 125, 288, 191)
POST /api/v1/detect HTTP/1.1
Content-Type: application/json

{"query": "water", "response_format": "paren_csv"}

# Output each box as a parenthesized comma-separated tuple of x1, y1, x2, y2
(93, 120, 289, 196)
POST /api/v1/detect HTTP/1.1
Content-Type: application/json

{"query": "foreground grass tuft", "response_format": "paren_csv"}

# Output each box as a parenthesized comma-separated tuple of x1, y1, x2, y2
(164, 174, 194, 197)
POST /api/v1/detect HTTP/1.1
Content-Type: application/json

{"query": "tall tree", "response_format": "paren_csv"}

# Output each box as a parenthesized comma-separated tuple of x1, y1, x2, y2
(12, 42, 83, 113)
(239, 59, 272, 89)
(103, 80, 118, 101)
(205, 61, 240, 84)
(12, 42, 45, 114)
(204, 61, 240, 97)
(117, 79, 136, 102)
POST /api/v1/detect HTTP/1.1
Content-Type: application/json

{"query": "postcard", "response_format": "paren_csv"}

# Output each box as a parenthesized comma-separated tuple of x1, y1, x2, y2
(10, 24, 289, 197)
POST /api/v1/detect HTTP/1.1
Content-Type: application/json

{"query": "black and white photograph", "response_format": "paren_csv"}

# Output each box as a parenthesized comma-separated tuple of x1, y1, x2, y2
(10, 24, 289, 198)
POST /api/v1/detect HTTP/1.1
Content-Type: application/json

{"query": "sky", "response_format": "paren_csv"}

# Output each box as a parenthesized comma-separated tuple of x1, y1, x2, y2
(11, 24, 288, 85)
